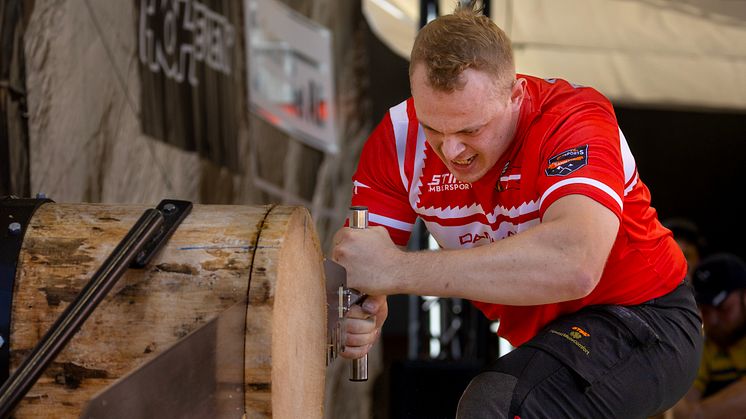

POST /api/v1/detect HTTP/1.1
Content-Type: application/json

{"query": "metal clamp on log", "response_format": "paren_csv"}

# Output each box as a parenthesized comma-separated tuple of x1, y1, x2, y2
(131, 199, 193, 268)
(0, 198, 192, 419)
(0, 196, 54, 387)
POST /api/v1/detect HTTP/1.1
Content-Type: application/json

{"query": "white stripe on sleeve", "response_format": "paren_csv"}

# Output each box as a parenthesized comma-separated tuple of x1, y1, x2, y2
(539, 177, 623, 212)
(623, 172, 639, 196)
(389, 101, 410, 191)
(619, 128, 636, 185)
(369, 213, 414, 232)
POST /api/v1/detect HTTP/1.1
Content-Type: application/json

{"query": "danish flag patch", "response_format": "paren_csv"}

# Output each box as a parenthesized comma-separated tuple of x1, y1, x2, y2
(545, 145, 588, 176)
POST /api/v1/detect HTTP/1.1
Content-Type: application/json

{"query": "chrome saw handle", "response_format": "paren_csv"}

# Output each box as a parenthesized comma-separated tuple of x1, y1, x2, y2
(349, 206, 368, 382)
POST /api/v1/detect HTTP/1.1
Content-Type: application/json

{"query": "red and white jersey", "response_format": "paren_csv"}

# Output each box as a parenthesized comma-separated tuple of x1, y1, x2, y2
(351, 75, 686, 346)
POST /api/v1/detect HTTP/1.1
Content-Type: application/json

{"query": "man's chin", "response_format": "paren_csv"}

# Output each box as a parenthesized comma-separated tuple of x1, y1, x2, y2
(448, 167, 485, 184)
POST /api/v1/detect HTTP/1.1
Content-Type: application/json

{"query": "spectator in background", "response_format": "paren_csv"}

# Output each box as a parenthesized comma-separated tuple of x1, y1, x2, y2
(673, 253, 746, 418)
(664, 218, 706, 281)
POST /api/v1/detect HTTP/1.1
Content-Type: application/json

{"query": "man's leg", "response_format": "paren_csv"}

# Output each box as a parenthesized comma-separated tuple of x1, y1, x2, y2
(457, 284, 702, 418)
(457, 345, 577, 418)
(456, 345, 589, 418)
(456, 372, 517, 419)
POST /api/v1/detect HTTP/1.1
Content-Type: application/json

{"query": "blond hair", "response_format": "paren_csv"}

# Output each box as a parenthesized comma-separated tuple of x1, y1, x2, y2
(409, 1, 515, 92)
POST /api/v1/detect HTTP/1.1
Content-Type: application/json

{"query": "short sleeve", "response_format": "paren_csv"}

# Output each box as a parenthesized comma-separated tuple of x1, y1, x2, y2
(351, 115, 418, 246)
(536, 99, 625, 222)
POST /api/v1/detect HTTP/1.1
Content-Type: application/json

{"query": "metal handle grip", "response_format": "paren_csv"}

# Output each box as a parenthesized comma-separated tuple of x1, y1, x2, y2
(349, 206, 368, 229)
(349, 206, 368, 382)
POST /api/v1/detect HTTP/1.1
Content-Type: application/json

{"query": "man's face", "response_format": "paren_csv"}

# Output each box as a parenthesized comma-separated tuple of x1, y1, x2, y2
(701, 290, 746, 347)
(410, 65, 524, 184)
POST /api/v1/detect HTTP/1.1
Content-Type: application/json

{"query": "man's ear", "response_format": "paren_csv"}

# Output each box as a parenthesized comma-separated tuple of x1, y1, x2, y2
(510, 78, 526, 110)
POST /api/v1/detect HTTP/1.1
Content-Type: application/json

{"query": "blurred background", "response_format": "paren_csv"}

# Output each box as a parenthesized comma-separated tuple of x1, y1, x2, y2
(2, 0, 745, 418)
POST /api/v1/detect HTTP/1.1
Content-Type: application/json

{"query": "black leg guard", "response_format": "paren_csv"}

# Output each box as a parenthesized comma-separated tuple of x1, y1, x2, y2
(456, 372, 517, 419)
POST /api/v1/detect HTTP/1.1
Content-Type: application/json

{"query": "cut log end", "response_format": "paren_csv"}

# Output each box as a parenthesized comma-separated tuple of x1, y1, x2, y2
(10, 203, 327, 418)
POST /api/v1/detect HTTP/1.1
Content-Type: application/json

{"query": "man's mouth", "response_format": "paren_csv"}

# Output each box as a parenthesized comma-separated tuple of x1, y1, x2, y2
(452, 155, 476, 167)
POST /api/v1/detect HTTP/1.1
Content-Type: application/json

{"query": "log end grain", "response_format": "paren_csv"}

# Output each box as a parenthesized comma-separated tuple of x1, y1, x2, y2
(245, 205, 326, 418)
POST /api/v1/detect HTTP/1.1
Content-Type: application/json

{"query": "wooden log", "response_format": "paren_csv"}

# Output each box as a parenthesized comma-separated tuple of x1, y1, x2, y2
(9, 203, 326, 418)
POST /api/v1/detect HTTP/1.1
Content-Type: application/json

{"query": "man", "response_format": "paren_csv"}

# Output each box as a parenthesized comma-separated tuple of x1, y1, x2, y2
(332, 2, 702, 417)
(674, 254, 746, 418)
(664, 218, 706, 281)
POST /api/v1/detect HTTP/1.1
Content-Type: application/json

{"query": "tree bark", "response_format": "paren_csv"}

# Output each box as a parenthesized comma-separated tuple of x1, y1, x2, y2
(10, 203, 326, 418)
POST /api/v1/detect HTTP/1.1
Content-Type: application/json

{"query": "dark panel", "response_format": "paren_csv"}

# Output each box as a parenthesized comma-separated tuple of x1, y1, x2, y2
(136, 0, 240, 172)
(364, 21, 411, 124)
(0, 0, 31, 198)
(615, 106, 746, 259)
(389, 360, 481, 419)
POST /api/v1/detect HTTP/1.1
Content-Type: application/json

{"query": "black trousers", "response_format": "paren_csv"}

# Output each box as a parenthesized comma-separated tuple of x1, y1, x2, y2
(457, 283, 703, 419)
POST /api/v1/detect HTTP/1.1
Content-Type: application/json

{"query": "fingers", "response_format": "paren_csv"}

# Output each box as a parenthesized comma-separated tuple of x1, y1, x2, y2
(341, 305, 379, 360)
(345, 304, 376, 329)
(361, 294, 384, 314)
(344, 326, 378, 346)
(331, 227, 386, 263)
(361, 295, 388, 329)
(340, 343, 373, 359)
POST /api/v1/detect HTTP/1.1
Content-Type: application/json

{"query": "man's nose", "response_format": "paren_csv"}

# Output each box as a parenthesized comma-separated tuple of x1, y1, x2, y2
(441, 136, 466, 160)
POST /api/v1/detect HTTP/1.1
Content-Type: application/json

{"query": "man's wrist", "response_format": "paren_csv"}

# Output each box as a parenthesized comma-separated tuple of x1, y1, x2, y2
(384, 247, 408, 294)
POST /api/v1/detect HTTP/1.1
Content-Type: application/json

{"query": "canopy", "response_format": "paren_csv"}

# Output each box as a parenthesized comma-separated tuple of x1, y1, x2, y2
(363, 0, 746, 110)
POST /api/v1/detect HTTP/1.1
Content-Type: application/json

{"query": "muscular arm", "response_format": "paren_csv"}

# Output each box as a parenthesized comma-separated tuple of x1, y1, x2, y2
(334, 194, 619, 305)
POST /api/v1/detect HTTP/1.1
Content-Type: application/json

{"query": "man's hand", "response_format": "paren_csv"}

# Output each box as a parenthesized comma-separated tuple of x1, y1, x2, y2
(340, 294, 388, 359)
(332, 224, 399, 359)
(332, 226, 403, 295)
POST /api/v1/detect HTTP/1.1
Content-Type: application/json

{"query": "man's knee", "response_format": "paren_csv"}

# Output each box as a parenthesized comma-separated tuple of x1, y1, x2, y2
(456, 371, 517, 419)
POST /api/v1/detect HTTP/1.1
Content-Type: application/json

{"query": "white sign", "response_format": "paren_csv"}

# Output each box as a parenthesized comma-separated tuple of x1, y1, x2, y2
(245, 0, 338, 154)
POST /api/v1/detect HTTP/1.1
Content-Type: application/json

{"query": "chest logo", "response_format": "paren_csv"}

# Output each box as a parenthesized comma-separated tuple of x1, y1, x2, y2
(545, 145, 588, 177)
(459, 231, 494, 245)
(427, 173, 471, 192)
(496, 161, 521, 192)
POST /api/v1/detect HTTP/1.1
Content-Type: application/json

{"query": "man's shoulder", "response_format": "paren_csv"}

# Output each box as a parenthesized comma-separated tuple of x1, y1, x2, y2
(521, 74, 613, 115)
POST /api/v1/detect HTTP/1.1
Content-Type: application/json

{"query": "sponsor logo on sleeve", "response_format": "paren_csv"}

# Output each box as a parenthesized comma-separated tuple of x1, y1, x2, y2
(545, 145, 588, 177)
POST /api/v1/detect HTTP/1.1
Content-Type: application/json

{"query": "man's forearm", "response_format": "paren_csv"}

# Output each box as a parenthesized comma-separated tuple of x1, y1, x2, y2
(339, 195, 619, 306)
(389, 211, 611, 305)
